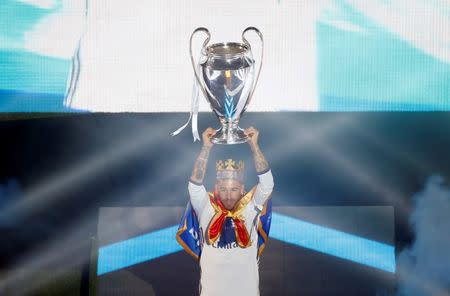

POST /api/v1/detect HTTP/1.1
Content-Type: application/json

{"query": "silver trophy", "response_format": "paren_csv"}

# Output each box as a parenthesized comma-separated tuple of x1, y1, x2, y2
(190, 27, 263, 144)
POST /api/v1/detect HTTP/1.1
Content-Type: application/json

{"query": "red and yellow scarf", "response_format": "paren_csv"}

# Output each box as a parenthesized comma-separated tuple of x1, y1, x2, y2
(206, 186, 256, 248)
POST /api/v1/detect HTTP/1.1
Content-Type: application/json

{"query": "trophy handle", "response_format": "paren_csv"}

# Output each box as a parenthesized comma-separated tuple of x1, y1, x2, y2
(242, 27, 263, 106)
(189, 27, 212, 102)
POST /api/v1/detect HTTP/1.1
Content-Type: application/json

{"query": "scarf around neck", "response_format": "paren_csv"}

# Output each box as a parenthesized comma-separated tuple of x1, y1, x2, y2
(206, 187, 256, 248)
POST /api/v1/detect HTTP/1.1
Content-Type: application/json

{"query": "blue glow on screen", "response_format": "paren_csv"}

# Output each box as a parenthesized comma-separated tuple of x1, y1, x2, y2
(317, 1, 450, 111)
(0, 0, 72, 112)
(97, 213, 395, 276)
(97, 225, 182, 276)
(270, 213, 396, 273)
(0, 50, 69, 94)
(317, 21, 450, 111)
(0, 0, 59, 44)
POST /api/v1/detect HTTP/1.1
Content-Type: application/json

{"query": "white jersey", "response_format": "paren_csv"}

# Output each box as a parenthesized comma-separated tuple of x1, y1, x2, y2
(188, 170, 274, 296)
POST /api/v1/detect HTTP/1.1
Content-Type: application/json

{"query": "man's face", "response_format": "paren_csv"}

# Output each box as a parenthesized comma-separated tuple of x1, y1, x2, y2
(215, 179, 244, 210)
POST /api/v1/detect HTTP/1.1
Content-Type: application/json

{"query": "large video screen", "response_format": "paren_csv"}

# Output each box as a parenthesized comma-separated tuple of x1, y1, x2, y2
(1, 1, 449, 112)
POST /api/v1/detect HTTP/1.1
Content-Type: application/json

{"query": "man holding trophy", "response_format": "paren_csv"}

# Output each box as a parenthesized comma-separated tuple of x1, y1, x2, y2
(176, 27, 273, 295)
(187, 126, 274, 295)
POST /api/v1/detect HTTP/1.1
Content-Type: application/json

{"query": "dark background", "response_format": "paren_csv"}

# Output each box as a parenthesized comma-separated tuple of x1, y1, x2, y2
(1, 112, 450, 295)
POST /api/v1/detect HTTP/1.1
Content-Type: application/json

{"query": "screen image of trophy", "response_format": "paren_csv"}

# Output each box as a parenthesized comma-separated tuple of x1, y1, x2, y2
(190, 27, 263, 144)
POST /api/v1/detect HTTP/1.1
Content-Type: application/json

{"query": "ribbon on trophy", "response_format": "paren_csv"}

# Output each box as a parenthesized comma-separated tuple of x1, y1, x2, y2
(170, 78, 201, 142)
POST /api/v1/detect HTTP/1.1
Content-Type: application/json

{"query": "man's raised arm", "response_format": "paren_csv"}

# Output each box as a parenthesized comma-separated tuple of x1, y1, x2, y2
(245, 127, 270, 174)
(190, 127, 216, 185)
(188, 128, 216, 214)
(244, 127, 274, 207)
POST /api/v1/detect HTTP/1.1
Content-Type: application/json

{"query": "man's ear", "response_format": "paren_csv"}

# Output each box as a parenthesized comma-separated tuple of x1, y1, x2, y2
(240, 184, 244, 195)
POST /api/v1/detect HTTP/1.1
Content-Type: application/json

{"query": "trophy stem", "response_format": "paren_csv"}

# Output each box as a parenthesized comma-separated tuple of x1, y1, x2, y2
(211, 119, 248, 145)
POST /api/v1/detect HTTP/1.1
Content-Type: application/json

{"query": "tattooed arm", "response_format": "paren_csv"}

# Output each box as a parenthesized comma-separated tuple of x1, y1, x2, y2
(188, 128, 216, 214)
(245, 126, 269, 174)
(244, 126, 274, 207)
(190, 127, 216, 184)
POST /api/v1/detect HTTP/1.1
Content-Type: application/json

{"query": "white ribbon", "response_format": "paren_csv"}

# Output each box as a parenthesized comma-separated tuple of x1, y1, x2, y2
(170, 78, 200, 142)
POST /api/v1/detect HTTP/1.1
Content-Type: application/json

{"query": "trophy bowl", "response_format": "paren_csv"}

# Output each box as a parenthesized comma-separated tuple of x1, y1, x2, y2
(190, 27, 263, 144)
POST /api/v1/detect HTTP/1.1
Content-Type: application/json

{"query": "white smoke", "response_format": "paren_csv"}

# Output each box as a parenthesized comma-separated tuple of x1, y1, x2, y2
(395, 175, 450, 296)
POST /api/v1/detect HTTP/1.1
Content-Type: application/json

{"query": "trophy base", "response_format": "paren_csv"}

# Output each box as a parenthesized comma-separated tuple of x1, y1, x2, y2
(211, 126, 248, 145)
